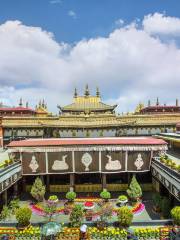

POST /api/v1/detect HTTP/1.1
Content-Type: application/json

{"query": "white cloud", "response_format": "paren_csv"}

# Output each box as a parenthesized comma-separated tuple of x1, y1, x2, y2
(49, 0, 62, 4)
(115, 19, 124, 27)
(143, 12, 180, 36)
(0, 15, 180, 114)
(68, 10, 77, 19)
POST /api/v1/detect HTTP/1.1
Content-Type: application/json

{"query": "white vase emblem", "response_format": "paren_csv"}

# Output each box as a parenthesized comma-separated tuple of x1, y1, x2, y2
(105, 155, 122, 170)
(81, 153, 92, 171)
(134, 153, 144, 170)
(52, 155, 69, 170)
(29, 155, 39, 172)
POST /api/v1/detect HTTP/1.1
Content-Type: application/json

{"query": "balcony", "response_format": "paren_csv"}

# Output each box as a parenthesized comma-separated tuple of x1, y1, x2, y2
(151, 157, 180, 201)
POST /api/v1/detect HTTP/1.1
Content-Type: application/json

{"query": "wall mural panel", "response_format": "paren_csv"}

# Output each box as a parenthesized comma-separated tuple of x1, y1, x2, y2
(21, 150, 152, 174)
(101, 151, 125, 172)
(48, 152, 73, 173)
(22, 152, 46, 174)
(74, 152, 99, 172)
(128, 152, 151, 172)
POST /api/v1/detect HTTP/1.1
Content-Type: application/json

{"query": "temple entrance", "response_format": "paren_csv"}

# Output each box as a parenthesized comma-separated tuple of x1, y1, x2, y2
(74, 173, 102, 193)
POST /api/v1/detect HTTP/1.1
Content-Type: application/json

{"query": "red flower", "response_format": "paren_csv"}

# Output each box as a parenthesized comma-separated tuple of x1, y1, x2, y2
(84, 201, 94, 207)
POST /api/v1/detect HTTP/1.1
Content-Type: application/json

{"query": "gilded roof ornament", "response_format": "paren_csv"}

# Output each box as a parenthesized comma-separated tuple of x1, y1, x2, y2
(84, 84, 90, 97)
(96, 87, 100, 97)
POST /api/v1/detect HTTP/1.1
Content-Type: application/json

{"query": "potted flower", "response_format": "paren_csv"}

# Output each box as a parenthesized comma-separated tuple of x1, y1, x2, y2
(118, 195, 128, 206)
(48, 195, 58, 204)
(16, 207, 32, 229)
(84, 201, 95, 221)
(100, 189, 111, 202)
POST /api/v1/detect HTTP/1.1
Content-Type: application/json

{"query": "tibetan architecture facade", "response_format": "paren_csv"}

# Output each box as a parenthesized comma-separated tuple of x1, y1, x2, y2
(0, 87, 180, 146)
(7, 137, 167, 193)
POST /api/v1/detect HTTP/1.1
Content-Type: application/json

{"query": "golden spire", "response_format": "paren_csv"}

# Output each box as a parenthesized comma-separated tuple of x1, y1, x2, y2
(74, 88, 78, 98)
(176, 98, 179, 107)
(19, 98, 23, 107)
(96, 87, 100, 97)
(84, 84, 90, 97)
(156, 97, 159, 106)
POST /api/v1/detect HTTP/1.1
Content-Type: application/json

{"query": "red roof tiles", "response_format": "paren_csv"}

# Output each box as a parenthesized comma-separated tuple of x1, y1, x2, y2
(8, 137, 167, 147)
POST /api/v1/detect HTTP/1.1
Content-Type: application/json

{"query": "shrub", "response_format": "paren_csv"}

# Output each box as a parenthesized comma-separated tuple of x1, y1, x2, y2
(171, 206, 180, 225)
(66, 191, 77, 201)
(100, 189, 111, 200)
(118, 206, 133, 227)
(152, 193, 162, 210)
(118, 195, 128, 202)
(30, 177, 45, 202)
(16, 207, 32, 227)
(9, 198, 20, 214)
(69, 205, 84, 227)
(161, 197, 171, 218)
(127, 175, 142, 201)
(0, 205, 11, 221)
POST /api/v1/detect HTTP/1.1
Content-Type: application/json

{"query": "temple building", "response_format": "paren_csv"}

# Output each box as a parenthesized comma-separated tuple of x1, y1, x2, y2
(0, 86, 180, 146)
(0, 86, 179, 206)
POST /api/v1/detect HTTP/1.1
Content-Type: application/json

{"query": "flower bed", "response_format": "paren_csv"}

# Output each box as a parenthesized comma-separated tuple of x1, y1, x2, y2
(0, 226, 41, 238)
(75, 197, 101, 202)
(30, 203, 64, 216)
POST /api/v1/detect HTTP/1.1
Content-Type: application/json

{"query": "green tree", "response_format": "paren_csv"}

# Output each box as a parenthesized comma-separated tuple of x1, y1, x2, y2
(171, 206, 180, 225)
(127, 175, 142, 201)
(30, 177, 45, 202)
(69, 205, 84, 227)
(118, 206, 133, 227)
(16, 207, 32, 227)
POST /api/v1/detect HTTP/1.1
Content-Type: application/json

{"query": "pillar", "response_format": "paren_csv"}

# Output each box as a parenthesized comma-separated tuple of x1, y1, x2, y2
(2, 190, 8, 205)
(13, 182, 18, 198)
(102, 174, 107, 189)
(70, 174, 74, 191)
(22, 177, 26, 192)
(46, 175, 50, 192)
(127, 173, 131, 185)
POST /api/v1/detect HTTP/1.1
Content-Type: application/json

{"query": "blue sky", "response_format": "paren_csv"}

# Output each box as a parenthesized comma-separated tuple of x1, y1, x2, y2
(0, 0, 180, 113)
(0, 0, 179, 43)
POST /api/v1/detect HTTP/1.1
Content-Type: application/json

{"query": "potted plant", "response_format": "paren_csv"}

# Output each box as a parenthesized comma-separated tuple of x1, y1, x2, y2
(118, 195, 128, 206)
(97, 202, 113, 230)
(118, 206, 133, 227)
(127, 175, 142, 204)
(84, 201, 94, 221)
(100, 189, 111, 202)
(48, 195, 58, 204)
(16, 207, 32, 229)
(171, 206, 180, 228)
(66, 191, 76, 202)
(69, 205, 84, 228)
(152, 193, 162, 212)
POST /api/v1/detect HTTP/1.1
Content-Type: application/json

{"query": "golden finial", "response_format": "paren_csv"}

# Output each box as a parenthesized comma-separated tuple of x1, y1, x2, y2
(96, 87, 100, 97)
(74, 88, 78, 98)
(176, 99, 179, 107)
(19, 98, 23, 107)
(84, 84, 90, 96)
(156, 97, 159, 106)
